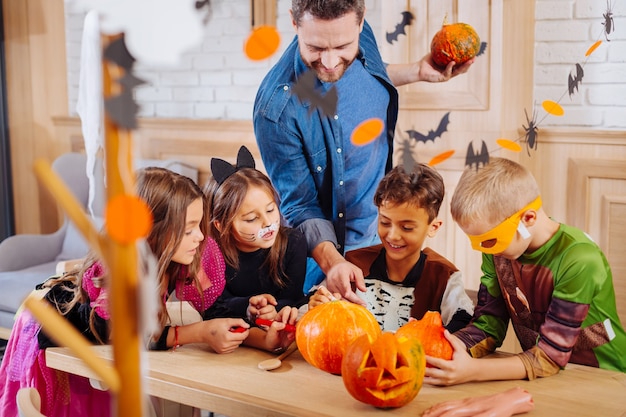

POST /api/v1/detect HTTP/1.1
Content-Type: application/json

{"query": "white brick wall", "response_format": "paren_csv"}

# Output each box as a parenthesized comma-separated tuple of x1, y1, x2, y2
(65, 0, 624, 128)
(534, 0, 626, 129)
(64, 0, 380, 121)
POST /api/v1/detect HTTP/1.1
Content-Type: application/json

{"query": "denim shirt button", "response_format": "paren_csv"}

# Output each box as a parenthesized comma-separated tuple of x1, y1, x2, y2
(338, 212, 344, 218)
(316, 166, 322, 172)
(283, 85, 289, 91)
(337, 148, 342, 154)
(339, 180, 344, 186)
(333, 115, 339, 120)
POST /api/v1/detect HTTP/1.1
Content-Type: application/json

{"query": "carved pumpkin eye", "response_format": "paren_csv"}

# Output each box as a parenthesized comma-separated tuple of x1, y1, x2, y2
(342, 332, 426, 409)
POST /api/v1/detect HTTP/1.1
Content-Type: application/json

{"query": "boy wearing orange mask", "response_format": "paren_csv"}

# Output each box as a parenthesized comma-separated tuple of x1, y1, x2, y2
(425, 157, 626, 387)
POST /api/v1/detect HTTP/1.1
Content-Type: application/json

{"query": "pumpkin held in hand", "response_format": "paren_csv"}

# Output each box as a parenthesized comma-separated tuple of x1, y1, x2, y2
(341, 332, 426, 409)
(430, 20, 480, 68)
(395, 310, 453, 361)
(296, 300, 381, 375)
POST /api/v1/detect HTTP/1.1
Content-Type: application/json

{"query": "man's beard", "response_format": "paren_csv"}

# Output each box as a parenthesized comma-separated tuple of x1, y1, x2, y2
(305, 56, 355, 83)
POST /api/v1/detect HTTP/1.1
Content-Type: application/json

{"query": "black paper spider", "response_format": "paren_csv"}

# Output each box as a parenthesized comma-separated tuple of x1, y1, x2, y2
(522, 108, 538, 156)
(603, 0, 614, 41)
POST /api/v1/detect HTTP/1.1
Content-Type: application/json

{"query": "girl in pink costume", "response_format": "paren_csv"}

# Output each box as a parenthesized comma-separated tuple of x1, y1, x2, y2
(0, 167, 297, 417)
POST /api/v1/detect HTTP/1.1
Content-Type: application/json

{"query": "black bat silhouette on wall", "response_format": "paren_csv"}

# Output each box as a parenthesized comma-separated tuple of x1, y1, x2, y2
(406, 112, 450, 143)
(386, 11, 415, 44)
(291, 70, 338, 117)
(568, 63, 584, 98)
(476, 42, 488, 57)
(465, 140, 489, 170)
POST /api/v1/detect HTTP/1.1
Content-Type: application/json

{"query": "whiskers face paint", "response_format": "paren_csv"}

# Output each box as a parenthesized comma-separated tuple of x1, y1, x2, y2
(239, 232, 257, 242)
(257, 222, 279, 240)
(238, 222, 279, 243)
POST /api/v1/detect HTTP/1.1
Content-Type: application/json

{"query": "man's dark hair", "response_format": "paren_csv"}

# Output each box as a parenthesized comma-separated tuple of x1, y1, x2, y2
(291, 0, 365, 25)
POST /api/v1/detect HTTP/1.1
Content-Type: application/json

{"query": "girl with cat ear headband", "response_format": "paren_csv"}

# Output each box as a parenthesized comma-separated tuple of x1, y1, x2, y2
(205, 146, 309, 326)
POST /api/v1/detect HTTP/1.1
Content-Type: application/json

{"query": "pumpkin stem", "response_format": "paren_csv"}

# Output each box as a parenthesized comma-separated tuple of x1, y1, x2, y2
(442, 13, 449, 26)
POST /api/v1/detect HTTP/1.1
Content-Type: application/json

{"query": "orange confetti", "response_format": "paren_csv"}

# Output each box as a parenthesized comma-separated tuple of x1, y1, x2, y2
(585, 40, 602, 57)
(428, 150, 455, 166)
(244, 25, 280, 61)
(351, 118, 385, 146)
(496, 138, 522, 152)
(542, 100, 564, 116)
(105, 195, 153, 245)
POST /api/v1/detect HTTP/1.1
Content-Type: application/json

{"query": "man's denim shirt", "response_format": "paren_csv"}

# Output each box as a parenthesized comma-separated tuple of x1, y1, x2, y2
(253, 21, 399, 255)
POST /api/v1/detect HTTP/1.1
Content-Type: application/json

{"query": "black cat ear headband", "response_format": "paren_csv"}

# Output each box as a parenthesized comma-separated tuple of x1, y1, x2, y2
(210, 145, 256, 185)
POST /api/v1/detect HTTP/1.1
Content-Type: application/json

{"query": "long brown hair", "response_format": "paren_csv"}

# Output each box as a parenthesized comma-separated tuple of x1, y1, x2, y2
(205, 168, 289, 288)
(46, 167, 208, 340)
(136, 167, 208, 326)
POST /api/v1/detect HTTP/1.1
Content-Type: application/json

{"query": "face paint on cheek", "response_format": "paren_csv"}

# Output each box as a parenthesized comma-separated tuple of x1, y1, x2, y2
(239, 232, 257, 242)
(257, 222, 279, 239)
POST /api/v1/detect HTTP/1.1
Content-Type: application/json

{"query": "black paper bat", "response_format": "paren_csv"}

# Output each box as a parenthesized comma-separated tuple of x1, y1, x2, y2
(386, 11, 415, 44)
(195, 0, 212, 24)
(103, 35, 145, 130)
(568, 63, 584, 98)
(465, 140, 490, 171)
(103, 35, 135, 70)
(406, 112, 450, 143)
(291, 70, 338, 118)
(476, 42, 488, 57)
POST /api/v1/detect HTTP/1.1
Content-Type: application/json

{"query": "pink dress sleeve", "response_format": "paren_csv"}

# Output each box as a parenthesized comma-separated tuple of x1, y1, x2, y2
(81, 262, 110, 320)
(176, 237, 226, 313)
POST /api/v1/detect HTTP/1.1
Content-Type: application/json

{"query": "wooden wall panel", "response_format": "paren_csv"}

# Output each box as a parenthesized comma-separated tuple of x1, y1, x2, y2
(602, 196, 626, 326)
(54, 116, 260, 189)
(566, 158, 626, 326)
(2, 0, 69, 234)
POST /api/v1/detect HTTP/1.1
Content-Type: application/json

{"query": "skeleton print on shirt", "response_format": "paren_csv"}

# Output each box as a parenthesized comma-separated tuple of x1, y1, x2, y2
(360, 278, 415, 331)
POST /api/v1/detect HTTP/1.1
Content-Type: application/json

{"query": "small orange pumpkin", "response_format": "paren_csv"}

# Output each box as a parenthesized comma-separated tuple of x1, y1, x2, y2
(296, 300, 381, 375)
(395, 311, 453, 361)
(430, 20, 480, 68)
(341, 332, 426, 409)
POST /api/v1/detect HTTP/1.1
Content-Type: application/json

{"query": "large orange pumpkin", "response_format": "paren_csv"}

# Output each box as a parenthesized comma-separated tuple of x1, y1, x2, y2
(296, 300, 381, 375)
(430, 21, 480, 68)
(395, 311, 453, 361)
(341, 332, 426, 409)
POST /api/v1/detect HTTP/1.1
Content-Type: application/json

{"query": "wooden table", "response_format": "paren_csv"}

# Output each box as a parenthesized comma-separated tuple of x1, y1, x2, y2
(46, 342, 626, 417)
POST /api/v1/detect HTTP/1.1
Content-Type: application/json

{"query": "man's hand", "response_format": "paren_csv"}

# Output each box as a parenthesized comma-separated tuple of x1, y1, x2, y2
(387, 54, 474, 86)
(325, 260, 366, 306)
(417, 54, 475, 82)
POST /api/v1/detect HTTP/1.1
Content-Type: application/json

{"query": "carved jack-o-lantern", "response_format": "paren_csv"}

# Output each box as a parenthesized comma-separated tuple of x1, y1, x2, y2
(341, 332, 426, 408)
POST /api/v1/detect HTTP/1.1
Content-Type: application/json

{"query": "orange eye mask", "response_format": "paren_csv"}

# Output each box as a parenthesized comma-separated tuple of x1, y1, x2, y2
(467, 196, 542, 254)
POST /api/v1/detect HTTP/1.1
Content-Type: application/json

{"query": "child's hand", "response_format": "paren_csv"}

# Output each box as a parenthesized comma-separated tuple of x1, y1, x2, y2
(262, 306, 298, 352)
(308, 286, 341, 310)
(423, 330, 475, 386)
(201, 318, 248, 354)
(247, 294, 278, 321)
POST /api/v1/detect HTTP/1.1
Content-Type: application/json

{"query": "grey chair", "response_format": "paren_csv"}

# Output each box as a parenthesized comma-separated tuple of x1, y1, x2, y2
(0, 153, 94, 339)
